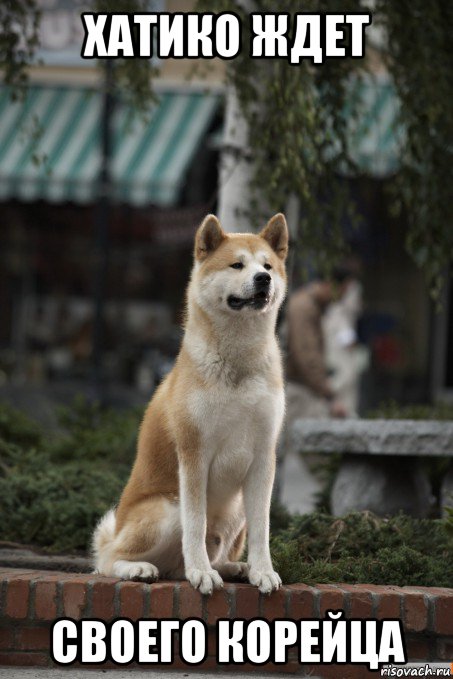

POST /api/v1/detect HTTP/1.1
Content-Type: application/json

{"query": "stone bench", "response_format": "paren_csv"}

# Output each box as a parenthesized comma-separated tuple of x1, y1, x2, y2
(291, 419, 453, 517)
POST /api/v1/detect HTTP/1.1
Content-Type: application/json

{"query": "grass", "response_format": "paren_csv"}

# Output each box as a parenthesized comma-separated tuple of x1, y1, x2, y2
(0, 400, 452, 586)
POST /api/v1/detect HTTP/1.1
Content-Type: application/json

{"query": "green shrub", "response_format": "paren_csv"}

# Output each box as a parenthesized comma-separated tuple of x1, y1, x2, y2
(49, 396, 139, 464)
(367, 400, 453, 421)
(270, 511, 453, 587)
(0, 402, 43, 448)
(0, 443, 125, 552)
(0, 399, 140, 552)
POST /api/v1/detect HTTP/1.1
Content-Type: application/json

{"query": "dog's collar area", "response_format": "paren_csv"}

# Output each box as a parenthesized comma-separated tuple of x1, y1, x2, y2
(227, 290, 270, 310)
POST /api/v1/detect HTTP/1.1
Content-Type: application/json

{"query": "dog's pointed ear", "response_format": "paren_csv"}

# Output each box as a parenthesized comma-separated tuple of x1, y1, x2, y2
(259, 213, 289, 260)
(195, 214, 226, 261)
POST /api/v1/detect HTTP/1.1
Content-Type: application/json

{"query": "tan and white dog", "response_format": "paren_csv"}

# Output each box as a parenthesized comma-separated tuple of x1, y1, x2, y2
(93, 212, 288, 595)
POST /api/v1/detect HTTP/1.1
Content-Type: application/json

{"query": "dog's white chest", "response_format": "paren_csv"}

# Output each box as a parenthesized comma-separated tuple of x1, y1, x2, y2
(188, 377, 284, 504)
(189, 375, 279, 439)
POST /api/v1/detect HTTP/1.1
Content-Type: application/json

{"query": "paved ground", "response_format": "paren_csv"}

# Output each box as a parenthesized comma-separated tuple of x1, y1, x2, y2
(0, 670, 298, 678)
(2, 666, 451, 678)
(0, 382, 147, 430)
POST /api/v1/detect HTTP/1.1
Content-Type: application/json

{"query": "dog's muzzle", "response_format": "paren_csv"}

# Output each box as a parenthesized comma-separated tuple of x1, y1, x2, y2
(227, 273, 272, 310)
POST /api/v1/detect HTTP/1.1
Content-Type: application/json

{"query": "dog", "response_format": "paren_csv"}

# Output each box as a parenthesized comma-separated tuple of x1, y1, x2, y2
(93, 212, 288, 595)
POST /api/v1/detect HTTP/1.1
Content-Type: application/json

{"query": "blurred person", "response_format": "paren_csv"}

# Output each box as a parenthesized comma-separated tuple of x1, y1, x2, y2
(285, 269, 353, 423)
(323, 279, 369, 416)
(274, 269, 353, 508)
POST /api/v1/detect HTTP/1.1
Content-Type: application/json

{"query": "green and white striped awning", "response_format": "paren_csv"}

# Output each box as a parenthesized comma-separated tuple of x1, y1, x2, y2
(346, 74, 403, 177)
(0, 86, 220, 206)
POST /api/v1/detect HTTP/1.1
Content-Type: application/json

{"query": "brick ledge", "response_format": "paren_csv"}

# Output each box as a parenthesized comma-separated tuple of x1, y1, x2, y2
(0, 568, 452, 676)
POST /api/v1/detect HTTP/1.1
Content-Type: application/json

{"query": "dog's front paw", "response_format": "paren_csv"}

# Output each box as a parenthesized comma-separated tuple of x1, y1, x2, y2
(218, 561, 249, 580)
(113, 560, 159, 582)
(186, 568, 223, 595)
(248, 567, 282, 594)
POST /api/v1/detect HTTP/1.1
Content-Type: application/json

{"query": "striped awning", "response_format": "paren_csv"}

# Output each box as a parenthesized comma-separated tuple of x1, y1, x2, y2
(0, 86, 220, 206)
(346, 74, 403, 177)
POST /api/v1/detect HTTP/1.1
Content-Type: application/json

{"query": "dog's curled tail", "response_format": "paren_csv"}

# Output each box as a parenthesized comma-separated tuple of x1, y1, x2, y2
(92, 508, 116, 574)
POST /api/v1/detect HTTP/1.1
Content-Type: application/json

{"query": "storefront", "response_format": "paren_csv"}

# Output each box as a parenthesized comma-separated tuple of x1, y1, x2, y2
(0, 82, 222, 389)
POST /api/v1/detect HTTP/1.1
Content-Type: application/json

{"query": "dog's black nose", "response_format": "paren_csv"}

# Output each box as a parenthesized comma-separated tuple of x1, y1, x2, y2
(254, 272, 271, 288)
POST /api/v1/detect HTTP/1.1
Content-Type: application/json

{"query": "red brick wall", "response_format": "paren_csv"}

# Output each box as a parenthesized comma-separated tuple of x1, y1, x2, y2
(0, 568, 452, 677)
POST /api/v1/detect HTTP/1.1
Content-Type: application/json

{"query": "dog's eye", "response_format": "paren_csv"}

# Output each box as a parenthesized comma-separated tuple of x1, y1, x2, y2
(230, 262, 244, 270)
(264, 263, 272, 271)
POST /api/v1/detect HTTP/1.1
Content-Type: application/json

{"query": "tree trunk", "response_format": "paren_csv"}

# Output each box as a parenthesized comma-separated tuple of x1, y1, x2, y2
(217, 84, 255, 232)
